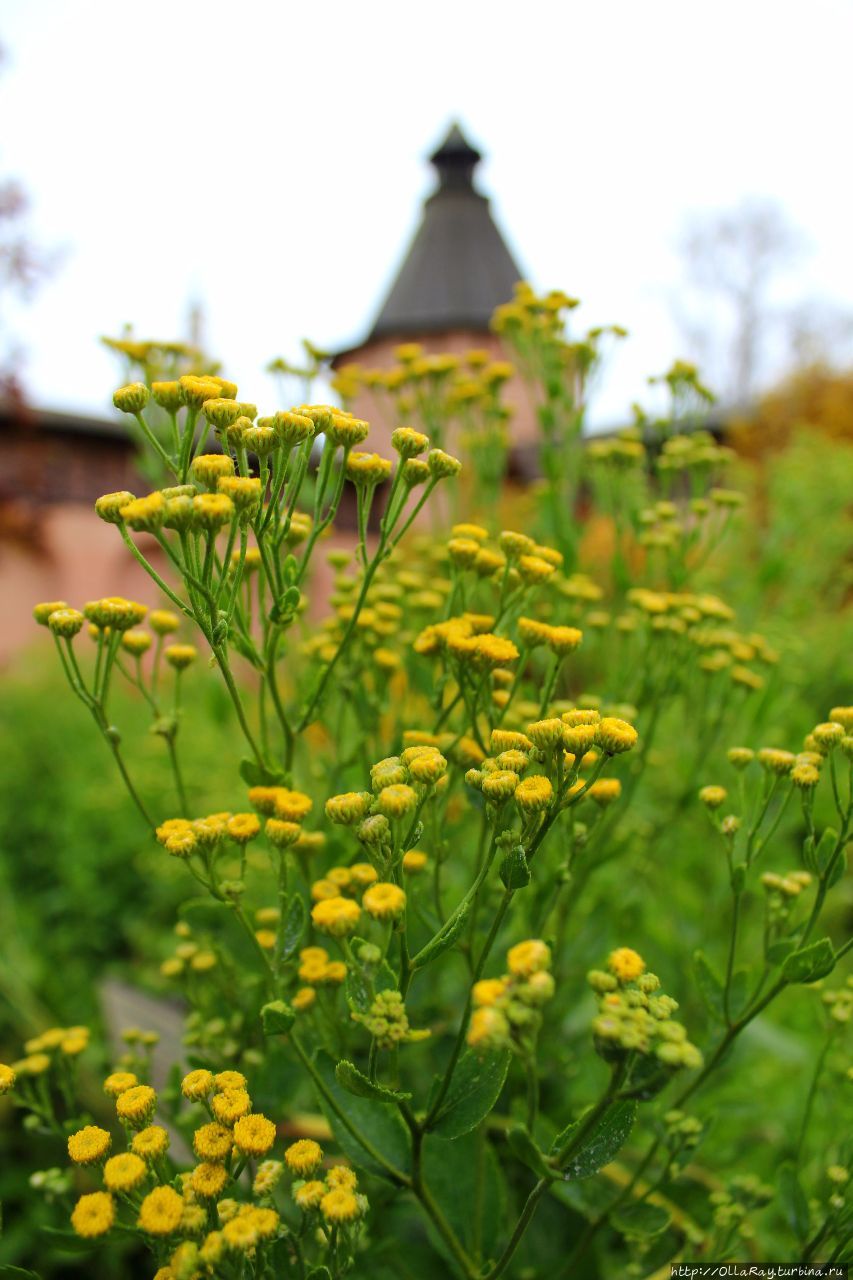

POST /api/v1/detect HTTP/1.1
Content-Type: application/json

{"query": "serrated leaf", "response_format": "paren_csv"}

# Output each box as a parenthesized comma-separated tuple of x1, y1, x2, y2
(507, 1125, 551, 1178)
(430, 1050, 510, 1138)
(611, 1200, 671, 1238)
(778, 1160, 810, 1240)
(411, 901, 470, 969)
(551, 1099, 638, 1180)
(345, 966, 373, 1014)
(280, 893, 305, 961)
(782, 937, 836, 984)
(335, 1059, 411, 1104)
(693, 950, 725, 1021)
(313, 1052, 410, 1182)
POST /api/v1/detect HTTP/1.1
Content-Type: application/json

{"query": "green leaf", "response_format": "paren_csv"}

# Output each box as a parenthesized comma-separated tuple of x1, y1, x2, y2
(611, 1201, 672, 1238)
(306, 1269, 332, 1280)
(778, 1160, 810, 1240)
(499, 844, 531, 890)
(826, 844, 847, 889)
(430, 1050, 510, 1138)
(238, 757, 287, 787)
(507, 1124, 551, 1178)
(815, 827, 838, 874)
(313, 1052, 410, 1182)
(422, 1129, 506, 1271)
(693, 950, 725, 1021)
(282, 554, 299, 586)
(551, 1099, 638, 1180)
(782, 937, 836, 984)
(0, 1267, 44, 1279)
(728, 967, 751, 1017)
(803, 835, 818, 874)
(766, 937, 798, 965)
(345, 965, 373, 1015)
(261, 1001, 295, 1035)
(411, 901, 471, 969)
(280, 893, 305, 961)
(335, 1059, 412, 1104)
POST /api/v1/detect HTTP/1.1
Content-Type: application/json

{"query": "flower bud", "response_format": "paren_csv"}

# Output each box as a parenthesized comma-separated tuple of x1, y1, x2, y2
(120, 492, 166, 532)
(113, 383, 149, 414)
(597, 717, 638, 755)
(48, 608, 85, 638)
(165, 644, 198, 670)
(151, 381, 184, 412)
(427, 449, 462, 479)
(193, 493, 235, 531)
(95, 491, 136, 524)
(391, 427, 429, 458)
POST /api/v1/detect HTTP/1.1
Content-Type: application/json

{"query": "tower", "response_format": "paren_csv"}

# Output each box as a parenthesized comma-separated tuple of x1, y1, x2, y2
(332, 123, 536, 460)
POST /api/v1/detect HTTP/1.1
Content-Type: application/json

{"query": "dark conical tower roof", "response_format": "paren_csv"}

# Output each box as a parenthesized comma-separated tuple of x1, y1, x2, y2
(367, 123, 523, 341)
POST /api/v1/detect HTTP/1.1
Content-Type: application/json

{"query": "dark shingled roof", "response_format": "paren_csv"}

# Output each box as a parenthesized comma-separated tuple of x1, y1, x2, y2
(367, 122, 523, 341)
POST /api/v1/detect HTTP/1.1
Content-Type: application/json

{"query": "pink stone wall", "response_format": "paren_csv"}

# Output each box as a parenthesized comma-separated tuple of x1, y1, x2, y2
(336, 329, 540, 457)
(2, 506, 169, 664)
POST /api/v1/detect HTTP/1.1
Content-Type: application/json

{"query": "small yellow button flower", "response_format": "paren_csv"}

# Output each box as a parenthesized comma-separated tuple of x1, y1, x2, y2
(116, 1083, 156, 1128)
(71, 1190, 115, 1238)
(193, 1122, 233, 1162)
(608, 948, 645, 982)
(103, 1152, 147, 1193)
(596, 717, 639, 755)
(131, 1125, 170, 1161)
(192, 1161, 229, 1199)
(326, 1165, 359, 1190)
(507, 940, 551, 977)
(294, 1179, 326, 1210)
(472, 979, 507, 1007)
(211, 1089, 251, 1126)
(514, 775, 553, 813)
(321, 1188, 361, 1223)
(274, 789, 313, 823)
(220, 1214, 258, 1251)
(311, 896, 362, 938)
(588, 778, 622, 807)
(362, 882, 407, 921)
(68, 1125, 111, 1165)
(293, 987, 316, 1011)
(214, 1070, 247, 1091)
(232, 1113, 277, 1157)
(284, 1138, 323, 1177)
(181, 1069, 216, 1101)
(103, 1070, 138, 1098)
(138, 1185, 184, 1236)
(227, 813, 261, 844)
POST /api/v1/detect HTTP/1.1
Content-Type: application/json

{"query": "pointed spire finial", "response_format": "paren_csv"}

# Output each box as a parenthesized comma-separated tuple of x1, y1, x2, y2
(429, 121, 483, 190)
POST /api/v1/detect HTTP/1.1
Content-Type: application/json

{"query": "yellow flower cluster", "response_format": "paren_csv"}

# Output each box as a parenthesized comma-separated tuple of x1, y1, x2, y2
(587, 952, 703, 1070)
(287, 1142, 368, 1227)
(468, 939, 555, 1051)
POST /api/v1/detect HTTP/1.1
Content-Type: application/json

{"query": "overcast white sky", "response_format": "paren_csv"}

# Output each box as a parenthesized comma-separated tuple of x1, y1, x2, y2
(2, 0, 852, 426)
